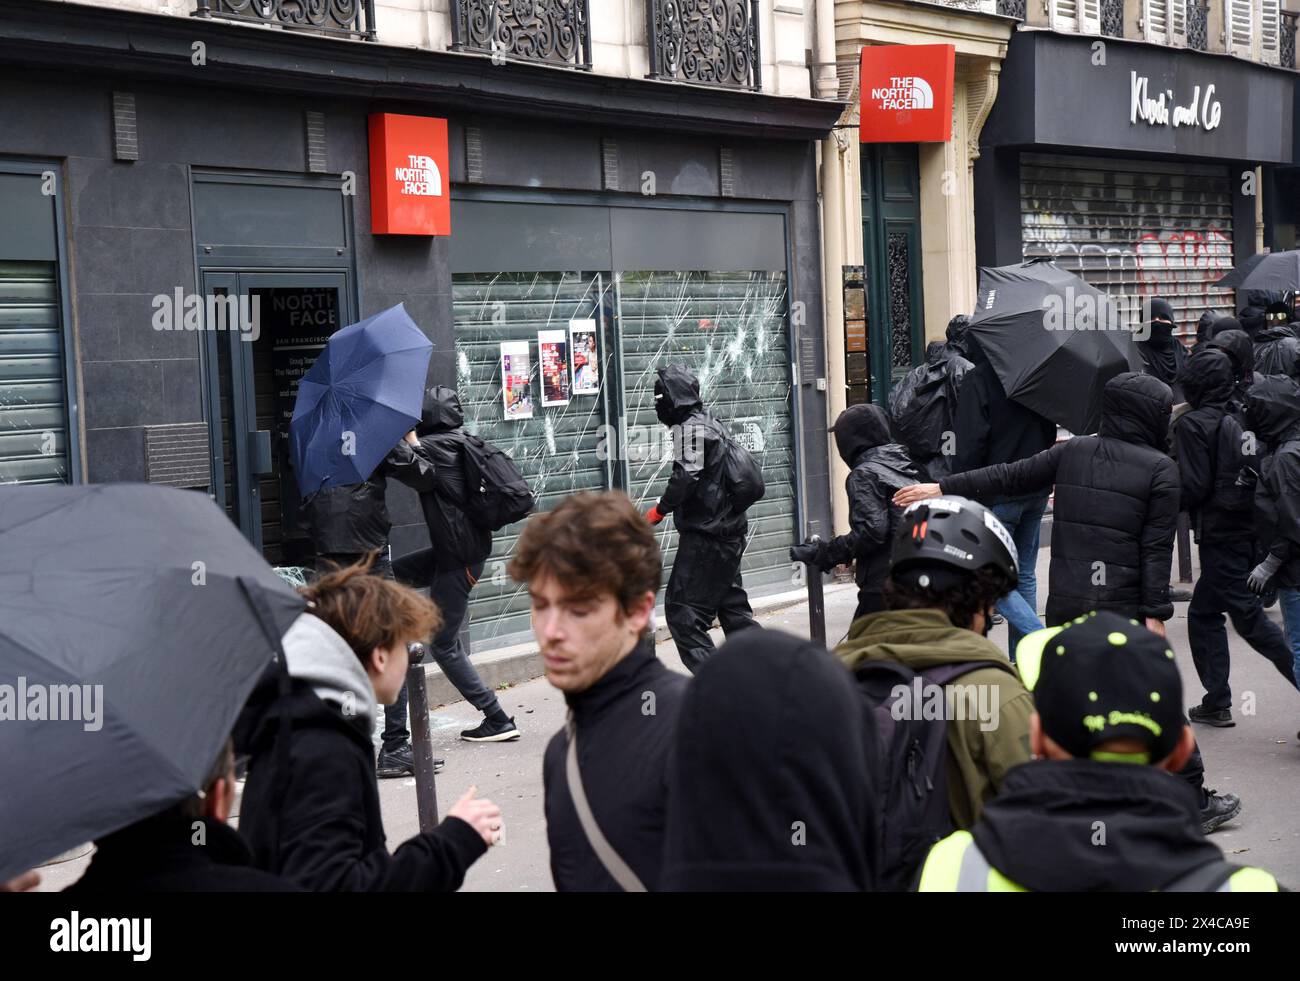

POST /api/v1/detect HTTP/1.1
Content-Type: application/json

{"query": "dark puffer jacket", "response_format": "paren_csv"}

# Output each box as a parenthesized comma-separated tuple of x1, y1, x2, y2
(1252, 325, 1300, 378)
(392, 386, 492, 572)
(1173, 349, 1254, 544)
(299, 443, 426, 555)
(941, 372, 1178, 624)
(1247, 376, 1300, 589)
(1206, 327, 1257, 421)
(821, 404, 921, 595)
(653, 365, 747, 541)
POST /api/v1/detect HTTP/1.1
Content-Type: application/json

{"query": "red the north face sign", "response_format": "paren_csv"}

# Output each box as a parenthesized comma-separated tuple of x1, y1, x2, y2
(859, 44, 955, 143)
(368, 113, 451, 236)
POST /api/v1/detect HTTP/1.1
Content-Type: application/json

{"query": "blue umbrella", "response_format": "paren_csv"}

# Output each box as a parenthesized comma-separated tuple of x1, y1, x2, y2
(290, 303, 433, 494)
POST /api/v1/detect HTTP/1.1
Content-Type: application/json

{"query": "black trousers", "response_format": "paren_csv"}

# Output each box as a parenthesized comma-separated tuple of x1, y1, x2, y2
(664, 532, 758, 674)
(1189, 539, 1299, 711)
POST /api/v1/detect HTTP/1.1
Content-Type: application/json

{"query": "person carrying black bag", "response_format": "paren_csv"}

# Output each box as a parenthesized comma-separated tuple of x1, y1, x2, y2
(644, 365, 764, 675)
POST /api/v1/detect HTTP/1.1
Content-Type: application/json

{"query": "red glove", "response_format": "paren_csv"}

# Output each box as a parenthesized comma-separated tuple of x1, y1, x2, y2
(645, 505, 665, 525)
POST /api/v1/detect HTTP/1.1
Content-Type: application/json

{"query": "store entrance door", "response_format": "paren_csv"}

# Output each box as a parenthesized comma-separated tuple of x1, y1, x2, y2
(201, 271, 351, 565)
(861, 143, 925, 402)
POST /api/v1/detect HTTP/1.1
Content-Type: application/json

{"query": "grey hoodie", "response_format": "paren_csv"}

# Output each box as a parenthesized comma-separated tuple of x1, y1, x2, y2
(279, 613, 376, 731)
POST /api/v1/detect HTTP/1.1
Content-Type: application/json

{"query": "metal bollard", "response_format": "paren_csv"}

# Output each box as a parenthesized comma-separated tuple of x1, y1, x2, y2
(406, 650, 439, 833)
(804, 534, 827, 646)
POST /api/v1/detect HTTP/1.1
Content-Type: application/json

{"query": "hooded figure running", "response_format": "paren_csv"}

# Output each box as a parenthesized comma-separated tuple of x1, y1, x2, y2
(1136, 298, 1189, 403)
(790, 404, 920, 622)
(646, 365, 761, 675)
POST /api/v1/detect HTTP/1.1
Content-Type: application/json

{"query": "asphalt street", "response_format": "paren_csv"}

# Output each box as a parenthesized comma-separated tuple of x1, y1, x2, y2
(33, 549, 1300, 892)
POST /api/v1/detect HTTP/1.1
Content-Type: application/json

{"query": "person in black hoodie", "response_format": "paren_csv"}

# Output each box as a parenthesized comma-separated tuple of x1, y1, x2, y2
(510, 491, 688, 892)
(1176, 349, 1298, 727)
(790, 404, 920, 621)
(647, 364, 759, 675)
(235, 562, 500, 890)
(1206, 320, 1256, 419)
(1245, 376, 1300, 700)
(897, 372, 1242, 834)
(391, 386, 519, 743)
(1253, 300, 1300, 378)
(886, 315, 974, 482)
(663, 629, 877, 892)
(1136, 297, 1190, 403)
(65, 740, 297, 893)
(951, 332, 1057, 654)
(918, 612, 1282, 892)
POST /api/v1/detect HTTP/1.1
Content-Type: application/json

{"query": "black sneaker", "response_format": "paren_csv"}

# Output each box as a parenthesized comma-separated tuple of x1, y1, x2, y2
(376, 744, 446, 778)
(1189, 705, 1235, 727)
(460, 716, 521, 742)
(1200, 790, 1242, 834)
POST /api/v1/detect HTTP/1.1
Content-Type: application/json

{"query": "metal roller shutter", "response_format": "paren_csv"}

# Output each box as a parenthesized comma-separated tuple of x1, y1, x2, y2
(452, 272, 615, 647)
(0, 261, 70, 484)
(619, 270, 796, 600)
(1020, 152, 1236, 337)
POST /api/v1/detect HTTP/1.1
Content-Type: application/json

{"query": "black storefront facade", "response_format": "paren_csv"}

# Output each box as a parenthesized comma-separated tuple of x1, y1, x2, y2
(976, 30, 1294, 333)
(0, 3, 841, 649)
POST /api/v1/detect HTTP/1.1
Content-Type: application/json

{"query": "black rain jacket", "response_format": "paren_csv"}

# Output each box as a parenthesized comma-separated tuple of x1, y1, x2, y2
(299, 443, 426, 555)
(653, 365, 747, 541)
(1253, 325, 1300, 379)
(942, 372, 1178, 624)
(1247, 375, 1300, 589)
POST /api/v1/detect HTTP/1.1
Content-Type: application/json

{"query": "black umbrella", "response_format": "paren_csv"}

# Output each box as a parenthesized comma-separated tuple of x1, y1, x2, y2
(0, 484, 304, 882)
(1213, 252, 1269, 290)
(969, 260, 1143, 434)
(1215, 250, 1300, 294)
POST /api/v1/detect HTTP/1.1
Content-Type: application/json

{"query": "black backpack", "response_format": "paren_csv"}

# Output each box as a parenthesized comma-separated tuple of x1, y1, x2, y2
(854, 659, 986, 891)
(457, 433, 535, 531)
(721, 435, 765, 512)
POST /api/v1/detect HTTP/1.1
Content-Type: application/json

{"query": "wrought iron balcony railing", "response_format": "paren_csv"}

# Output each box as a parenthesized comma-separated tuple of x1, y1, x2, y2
(1187, 0, 1209, 50)
(192, 0, 376, 41)
(996, 0, 1027, 18)
(1099, 0, 1123, 38)
(450, 0, 592, 69)
(1283, 11, 1297, 69)
(646, 0, 762, 91)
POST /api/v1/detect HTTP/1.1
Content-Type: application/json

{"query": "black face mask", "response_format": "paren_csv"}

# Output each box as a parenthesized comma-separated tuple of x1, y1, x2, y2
(1147, 320, 1175, 346)
(654, 389, 674, 426)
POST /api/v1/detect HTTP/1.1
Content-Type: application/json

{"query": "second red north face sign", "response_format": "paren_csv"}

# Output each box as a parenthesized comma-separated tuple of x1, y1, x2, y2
(859, 44, 955, 143)
(368, 113, 451, 235)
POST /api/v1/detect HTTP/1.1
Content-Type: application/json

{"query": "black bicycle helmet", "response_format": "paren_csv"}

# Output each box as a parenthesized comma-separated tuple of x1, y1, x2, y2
(890, 496, 1018, 589)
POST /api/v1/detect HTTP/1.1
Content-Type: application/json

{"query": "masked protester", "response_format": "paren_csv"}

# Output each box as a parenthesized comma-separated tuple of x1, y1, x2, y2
(1174, 350, 1297, 727)
(886, 315, 973, 482)
(664, 629, 878, 892)
(1191, 309, 1227, 356)
(918, 613, 1282, 892)
(1245, 375, 1300, 707)
(791, 404, 920, 622)
(1136, 298, 1189, 403)
(896, 372, 1242, 834)
(1253, 301, 1300, 378)
(647, 365, 761, 675)
(1206, 321, 1256, 422)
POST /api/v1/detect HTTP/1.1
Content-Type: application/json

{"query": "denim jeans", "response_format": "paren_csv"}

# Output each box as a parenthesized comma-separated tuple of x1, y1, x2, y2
(1280, 586, 1300, 688)
(991, 495, 1048, 660)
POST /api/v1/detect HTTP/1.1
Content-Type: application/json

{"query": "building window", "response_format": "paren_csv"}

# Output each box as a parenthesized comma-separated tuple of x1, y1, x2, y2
(0, 166, 75, 484)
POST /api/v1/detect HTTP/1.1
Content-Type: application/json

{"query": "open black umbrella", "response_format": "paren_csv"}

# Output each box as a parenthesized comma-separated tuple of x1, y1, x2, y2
(1214, 250, 1300, 294)
(0, 484, 304, 882)
(969, 260, 1143, 434)
(1213, 252, 1269, 290)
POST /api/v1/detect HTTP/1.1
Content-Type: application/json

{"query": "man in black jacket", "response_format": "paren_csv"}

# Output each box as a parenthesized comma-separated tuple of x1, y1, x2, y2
(1253, 300, 1300, 378)
(1245, 376, 1300, 703)
(511, 491, 689, 892)
(897, 372, 1242, 833)
(1176, 349, 1298, 727)
(235, 571, 499, 891)
(791, 404, 920, 621)
(951, 334, 1057, 653)
(1206, 320, 1256, 419)
(918, 613, 1281, 892)
(647, 365, 759, 675)
(298, 439, 433, 776)
(65, 740, 297, 893)
(886, 315, 973, 482)
(1137, 297, 1190, 403)
(391, 386, 519, 743)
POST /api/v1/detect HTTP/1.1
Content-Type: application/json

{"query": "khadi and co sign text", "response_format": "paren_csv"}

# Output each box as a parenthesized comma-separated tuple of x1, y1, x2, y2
(859, 44, 955, 143)
(368, 113, 451, 235)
